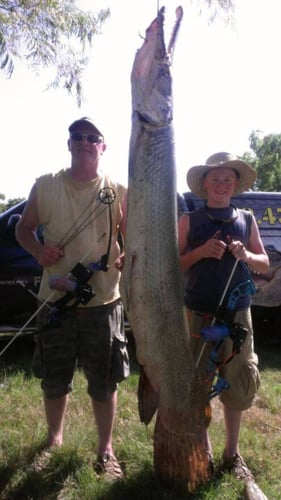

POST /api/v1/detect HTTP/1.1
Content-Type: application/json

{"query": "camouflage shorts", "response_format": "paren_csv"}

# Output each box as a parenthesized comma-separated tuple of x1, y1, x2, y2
(33, 299, 130, 401)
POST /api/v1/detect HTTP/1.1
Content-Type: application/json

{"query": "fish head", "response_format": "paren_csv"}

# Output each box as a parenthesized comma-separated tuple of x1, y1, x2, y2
(131, 6, 183, 127)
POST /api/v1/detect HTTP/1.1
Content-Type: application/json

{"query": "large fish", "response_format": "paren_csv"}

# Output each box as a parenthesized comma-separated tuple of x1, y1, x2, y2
(120, 6, 211, 492)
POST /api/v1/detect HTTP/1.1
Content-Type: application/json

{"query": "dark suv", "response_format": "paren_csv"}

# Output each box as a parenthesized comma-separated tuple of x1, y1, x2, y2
(0, 201, 42, 332)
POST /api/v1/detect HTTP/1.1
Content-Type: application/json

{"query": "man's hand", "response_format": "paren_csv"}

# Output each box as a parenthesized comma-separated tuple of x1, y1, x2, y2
(115, 252, 125, 271)
(38, 243, 64, 267)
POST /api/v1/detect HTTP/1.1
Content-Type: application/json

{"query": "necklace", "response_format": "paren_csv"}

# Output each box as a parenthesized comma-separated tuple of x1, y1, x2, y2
(205, 204, 238, 224)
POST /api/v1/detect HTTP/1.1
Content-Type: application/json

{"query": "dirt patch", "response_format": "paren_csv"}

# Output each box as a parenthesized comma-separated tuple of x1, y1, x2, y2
(210, 395, 281, 433)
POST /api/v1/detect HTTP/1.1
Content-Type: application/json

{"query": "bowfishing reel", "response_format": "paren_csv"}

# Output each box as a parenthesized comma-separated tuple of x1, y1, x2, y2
(201, 320, 248, 399)
(49, 256, 109, 308)
(49, 262, 98, 305)
(201, 321, 248, 353)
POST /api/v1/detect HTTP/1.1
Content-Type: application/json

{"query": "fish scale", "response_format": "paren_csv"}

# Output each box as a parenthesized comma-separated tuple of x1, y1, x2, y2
(120, 6, 212, 492)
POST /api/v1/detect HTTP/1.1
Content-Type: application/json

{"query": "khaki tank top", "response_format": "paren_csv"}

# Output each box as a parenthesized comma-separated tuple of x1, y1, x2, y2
(36, 169, 126, 307)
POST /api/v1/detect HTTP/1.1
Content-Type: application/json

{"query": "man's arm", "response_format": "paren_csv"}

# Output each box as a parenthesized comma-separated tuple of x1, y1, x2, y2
(16, 184, 63, 267)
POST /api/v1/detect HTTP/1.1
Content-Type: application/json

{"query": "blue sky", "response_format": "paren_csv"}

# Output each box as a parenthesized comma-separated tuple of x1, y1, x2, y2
(1, 0, 281, 200)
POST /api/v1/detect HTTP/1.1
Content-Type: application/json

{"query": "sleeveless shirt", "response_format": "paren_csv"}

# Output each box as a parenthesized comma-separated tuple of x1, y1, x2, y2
(36, 170, 126, 307)
(184, 205, 254, 314)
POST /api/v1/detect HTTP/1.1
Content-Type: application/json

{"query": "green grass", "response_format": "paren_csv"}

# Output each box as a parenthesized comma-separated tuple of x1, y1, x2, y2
(0, 334, 280, 499)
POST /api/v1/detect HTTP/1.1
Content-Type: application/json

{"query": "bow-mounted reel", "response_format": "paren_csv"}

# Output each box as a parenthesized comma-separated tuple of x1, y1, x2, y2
(201, 318, 248, 355)
(49, 261, 100, 307)
(200, 279, 255, 399)
(202, 320, 248, 399)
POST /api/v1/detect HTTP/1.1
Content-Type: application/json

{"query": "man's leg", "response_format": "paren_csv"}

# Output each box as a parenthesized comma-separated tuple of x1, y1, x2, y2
(32, 394, 68, 471)
(44, 394, 69, 447)
(91, 390, 123, 480)
(91, 391, 117, 456)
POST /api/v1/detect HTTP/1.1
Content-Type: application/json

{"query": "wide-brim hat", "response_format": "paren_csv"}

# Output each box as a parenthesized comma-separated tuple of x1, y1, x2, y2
(68, 117, 104, 140)
(186, 152, 257, 198)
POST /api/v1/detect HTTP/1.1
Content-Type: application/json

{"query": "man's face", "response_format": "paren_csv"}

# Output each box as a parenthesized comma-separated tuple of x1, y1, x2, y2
(68, 125, 106, 163)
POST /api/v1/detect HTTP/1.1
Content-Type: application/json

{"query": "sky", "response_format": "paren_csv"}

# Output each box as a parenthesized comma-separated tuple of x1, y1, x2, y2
(1, 0, 281, 201)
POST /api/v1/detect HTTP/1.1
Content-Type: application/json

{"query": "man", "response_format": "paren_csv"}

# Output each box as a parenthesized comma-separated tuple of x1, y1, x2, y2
(178, 152, 269, 480)
(16, 117, 128, 480)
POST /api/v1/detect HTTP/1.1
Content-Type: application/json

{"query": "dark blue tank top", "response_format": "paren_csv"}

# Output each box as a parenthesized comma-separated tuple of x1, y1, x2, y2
(184, 205, 254, 313)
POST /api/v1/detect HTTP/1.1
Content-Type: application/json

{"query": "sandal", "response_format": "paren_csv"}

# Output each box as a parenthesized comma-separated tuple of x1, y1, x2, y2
(94, 453, 124, 481)
(32, 447, 53, 472)
(219, 451, 254, 481)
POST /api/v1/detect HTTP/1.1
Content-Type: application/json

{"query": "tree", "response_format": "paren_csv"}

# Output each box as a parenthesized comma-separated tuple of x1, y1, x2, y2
(240, 131, 281, 192)
(0, 0, 109, 105)
(0, 1, 234, 105)
(196, 0, 234, 22)
(0, 197, 24, 214)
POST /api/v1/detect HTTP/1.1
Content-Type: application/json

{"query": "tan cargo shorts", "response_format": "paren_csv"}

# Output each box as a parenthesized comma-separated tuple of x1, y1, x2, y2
(187, 307, 260, 411)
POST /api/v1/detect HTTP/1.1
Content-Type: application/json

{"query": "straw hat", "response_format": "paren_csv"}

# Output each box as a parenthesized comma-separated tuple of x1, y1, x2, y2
(186, 152, 257, 198)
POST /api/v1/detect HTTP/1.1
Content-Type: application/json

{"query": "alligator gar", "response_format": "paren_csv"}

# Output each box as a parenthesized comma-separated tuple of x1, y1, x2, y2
(120, 6, 211, 492)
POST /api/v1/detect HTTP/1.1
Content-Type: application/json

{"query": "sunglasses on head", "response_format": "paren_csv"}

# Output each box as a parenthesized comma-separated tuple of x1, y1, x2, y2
(70, 132, 104, 144)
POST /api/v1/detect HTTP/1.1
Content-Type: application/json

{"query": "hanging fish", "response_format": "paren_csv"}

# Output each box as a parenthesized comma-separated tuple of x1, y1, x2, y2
(121, 6, 212, 492)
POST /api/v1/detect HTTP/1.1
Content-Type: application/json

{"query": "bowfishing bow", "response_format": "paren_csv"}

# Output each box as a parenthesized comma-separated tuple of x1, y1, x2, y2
(0, 187, 116, 358)
(49, 186, 116, 313)
(202, 276, 256, 399)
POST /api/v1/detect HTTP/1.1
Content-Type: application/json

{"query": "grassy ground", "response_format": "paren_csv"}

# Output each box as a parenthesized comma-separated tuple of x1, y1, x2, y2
(0, 332, 280, 500)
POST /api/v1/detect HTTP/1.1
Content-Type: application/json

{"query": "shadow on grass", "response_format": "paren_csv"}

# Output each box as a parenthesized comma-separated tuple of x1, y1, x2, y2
(0, 446, 84, 500)
(93, 467, 225, 500)
(0, 444, 230, 500)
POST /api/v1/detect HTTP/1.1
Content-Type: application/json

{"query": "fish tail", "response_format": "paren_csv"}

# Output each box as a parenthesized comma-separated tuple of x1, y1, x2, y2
(153, 412, 212, 493)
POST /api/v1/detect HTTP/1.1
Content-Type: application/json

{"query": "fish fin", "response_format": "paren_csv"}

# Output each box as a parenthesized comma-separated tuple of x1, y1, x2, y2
(138, 366, 158, 425)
